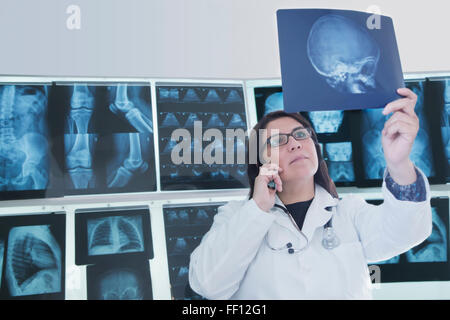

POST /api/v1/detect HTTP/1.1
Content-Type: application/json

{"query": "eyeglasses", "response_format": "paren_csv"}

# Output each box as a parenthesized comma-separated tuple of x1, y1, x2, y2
(266, 127, 312, 148)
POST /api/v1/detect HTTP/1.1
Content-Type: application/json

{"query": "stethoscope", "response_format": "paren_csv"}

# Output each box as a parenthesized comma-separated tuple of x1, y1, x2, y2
(264, 203, 340, 254)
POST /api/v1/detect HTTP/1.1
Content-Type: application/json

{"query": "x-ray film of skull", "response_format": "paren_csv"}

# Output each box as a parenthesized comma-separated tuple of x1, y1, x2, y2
(277, 9, 404, 112)
(0, 85, 52, 194)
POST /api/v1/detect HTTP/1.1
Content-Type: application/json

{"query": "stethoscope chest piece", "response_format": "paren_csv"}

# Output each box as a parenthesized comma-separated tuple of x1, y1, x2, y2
(322, 226, 340, 250)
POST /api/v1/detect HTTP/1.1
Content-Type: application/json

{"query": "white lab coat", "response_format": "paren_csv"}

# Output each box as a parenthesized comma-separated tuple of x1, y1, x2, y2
(189, 167, 433, 299)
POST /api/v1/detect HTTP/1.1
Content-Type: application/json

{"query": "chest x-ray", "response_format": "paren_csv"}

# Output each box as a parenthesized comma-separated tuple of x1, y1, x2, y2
(5, 225, 62, 297)
(87, 215, 144, 256)
(360, 80, 435, 180)
(157, 86, 248, 190)
(0, 85, 50, 192)
(276, 9, 404, 112)
(87, 263, 152, 300)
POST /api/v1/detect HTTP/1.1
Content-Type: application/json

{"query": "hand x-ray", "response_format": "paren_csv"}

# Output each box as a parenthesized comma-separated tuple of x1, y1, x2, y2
(87, 262, 152, 300)
(0, 213, 65, 300)
(163, 203, 222, 299)
(277, 9, 404, 112)
(157, 85, 248, 190)
(368, 197, 450, 282)
(75, 206, 153, 265)
(50, 83, 156, 195)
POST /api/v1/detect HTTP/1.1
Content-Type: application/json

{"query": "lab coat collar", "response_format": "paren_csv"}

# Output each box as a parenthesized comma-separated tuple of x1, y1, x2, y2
(272, 183, 339, 242)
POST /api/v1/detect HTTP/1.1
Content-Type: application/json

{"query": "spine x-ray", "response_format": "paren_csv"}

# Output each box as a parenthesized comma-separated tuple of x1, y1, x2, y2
(0, 85, 51, 192)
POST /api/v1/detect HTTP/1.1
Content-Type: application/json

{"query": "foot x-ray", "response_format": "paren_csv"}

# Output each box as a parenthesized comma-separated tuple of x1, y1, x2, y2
(87, 262, 152, 300)
(163, 203, 222, 299)
(53, 83, 156, 194)
(276, 9, 404, 112)
(359, 80, 435, 182)
(0, 85, 52, 194)
(157, 86, 248, 190)
(75, 207, 152, 265)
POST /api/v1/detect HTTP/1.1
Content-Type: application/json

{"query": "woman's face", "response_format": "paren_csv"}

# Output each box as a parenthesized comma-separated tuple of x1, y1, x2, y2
(263, 117, 319, 183)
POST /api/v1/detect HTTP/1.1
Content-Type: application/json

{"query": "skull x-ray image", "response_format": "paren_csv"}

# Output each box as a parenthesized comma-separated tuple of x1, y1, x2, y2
(254, 87, 284, 121)
(5, 225, 62, 297)
(157, 85, 248, 190)
(277, 9, 404, 112)
(87, 215, 144, 256)
(359, 80, 435, 181)
(0, 85, 51, 193)
(324, 142, 355, 182)
(163, 203, 221, 299)
(87, 262, 152, 300)
(51, 83, 156, 195)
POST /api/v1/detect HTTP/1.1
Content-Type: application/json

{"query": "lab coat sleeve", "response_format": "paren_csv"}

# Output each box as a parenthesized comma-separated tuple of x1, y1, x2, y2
(189, 198, 277, 299)
(350, 166, 433, 263)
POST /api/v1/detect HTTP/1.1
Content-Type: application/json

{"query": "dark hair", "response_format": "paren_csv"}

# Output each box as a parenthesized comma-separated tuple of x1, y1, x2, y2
(246, 110, 338, 200)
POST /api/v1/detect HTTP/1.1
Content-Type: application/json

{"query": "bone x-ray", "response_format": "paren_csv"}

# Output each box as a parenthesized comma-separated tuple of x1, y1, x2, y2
(86, 262, 152, 300)
(0, 213, 65, 299)
(355, 80, 437, 186)
(254, 86, 284, 121)
(367, 197, 450, 282)
(75, 207, 153, 265)
(323, 142, 355, 183)
(0, 84, 63, 200)
(276, 9, 404, 112)
(163, 203, 222, 299)
(157, 85, 249, 190)
(50, 83, 156, 195)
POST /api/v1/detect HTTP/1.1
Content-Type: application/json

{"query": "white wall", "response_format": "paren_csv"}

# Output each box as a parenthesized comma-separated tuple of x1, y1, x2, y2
(0, 0, 449, 79)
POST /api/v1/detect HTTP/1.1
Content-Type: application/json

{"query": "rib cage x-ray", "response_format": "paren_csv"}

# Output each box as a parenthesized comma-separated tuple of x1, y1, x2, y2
(5, 225, 61, 296)
(308, 111, 344, 133)
(0, 85, 50, 191)
(406, 207, 447, 263)
(361, 81, 435, 179)
(324, 142, 355, 182)
(87, 216, 144, 256)
(307, 14, 380, 94)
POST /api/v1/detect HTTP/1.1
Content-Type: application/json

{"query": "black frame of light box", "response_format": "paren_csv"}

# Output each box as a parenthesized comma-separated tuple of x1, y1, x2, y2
(75, 206, 153, 266)
(0, 212, 66, 300)
(366, 197, 450, 282)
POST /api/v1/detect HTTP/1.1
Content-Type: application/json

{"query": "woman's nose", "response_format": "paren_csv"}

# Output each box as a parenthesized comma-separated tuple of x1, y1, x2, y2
(286, 136, 303, 151)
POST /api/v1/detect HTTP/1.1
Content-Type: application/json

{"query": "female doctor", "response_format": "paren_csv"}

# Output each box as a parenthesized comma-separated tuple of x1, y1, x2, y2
(189, 88, 432, 299)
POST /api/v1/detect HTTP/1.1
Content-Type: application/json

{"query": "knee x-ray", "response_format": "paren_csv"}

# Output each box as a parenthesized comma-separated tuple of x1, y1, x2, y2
(157, 85, 248, 190)
(52, 83, 156, 195)
(75, 207, 153, 265)
(87, 262, 152, 300)
(163, 203, 222, 299)
(0, 213, 65, 299)
(0, 84, 55, 197)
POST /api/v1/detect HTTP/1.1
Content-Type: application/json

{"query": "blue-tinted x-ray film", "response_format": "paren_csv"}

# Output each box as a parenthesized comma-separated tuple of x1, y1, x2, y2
(171, 265, 189, 285)
(324, 142, 355, 182)
(375, 255, 400, 265)
(0, 240, 4, 288)
(5, 225, 61, 297)
(87, 216, 144, 256)
(308, 111, 344, 133)
(406, 207, 447, 263)
(264, 92, 284, 115)
(442, 80, 450, 169)
(167, 236, 201, 256)
(0, 85, 50, 191)
(64, 133, 98, 189)
(106, 133, 152, 189)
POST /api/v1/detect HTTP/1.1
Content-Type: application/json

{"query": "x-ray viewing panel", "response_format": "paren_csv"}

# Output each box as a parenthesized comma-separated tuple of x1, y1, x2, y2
(254, 86, 284, 121)
(277, 9, 404, 112)
(0, 82, 64, 201)
(49, 82, 157, 196)
(75, 206, 153, 265)
(367, 197, 450, 282)
(157, 85, 249, 191)
(163, 202, 224, 300)
(86, 261, 152, 300)
(0, 212, 65, 300)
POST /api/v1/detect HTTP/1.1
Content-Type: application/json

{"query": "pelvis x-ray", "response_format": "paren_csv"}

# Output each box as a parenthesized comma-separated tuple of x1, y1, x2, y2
(87, 215, 144, 256)
(360, 81, 435, 180)
(87, 263, 152, 300)
(0, 85, 50, 191)
(324, 142, 355, 182)
(5, 225, 62, 297)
